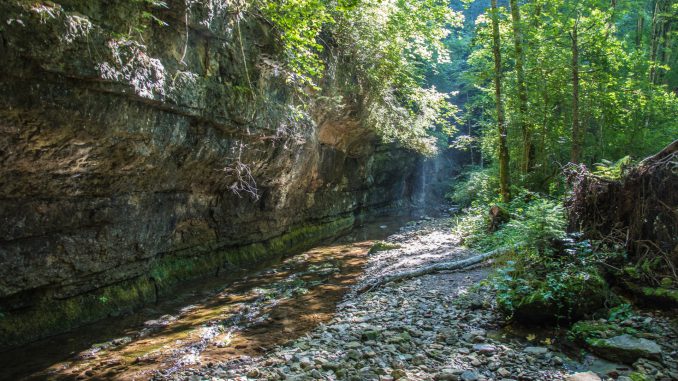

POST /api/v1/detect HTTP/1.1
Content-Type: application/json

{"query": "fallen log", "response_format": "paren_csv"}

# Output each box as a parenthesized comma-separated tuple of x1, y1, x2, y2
(356, 243, 524, 294)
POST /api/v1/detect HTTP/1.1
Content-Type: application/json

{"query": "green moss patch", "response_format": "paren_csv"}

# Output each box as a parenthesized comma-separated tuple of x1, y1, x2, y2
(368, 241, 402, 254)
(0, 216, 354, 350)
(498, 266, 611, 323)
(641, 287, 678, 306)
(624, 280, 678, 309)
(0, 277, 156, 349)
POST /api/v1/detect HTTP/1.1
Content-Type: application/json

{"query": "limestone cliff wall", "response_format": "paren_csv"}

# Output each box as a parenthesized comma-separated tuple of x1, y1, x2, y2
(0, 0, 419, 348)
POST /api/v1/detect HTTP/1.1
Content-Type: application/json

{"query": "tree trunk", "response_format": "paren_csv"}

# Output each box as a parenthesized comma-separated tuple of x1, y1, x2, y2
(662, 22, 675, 85)
(570, 22, 582, 164)
(492, 0, 511, 202)
(510, 0, 531, 174)
(636, 12, 644, 49)
(648, 0, 664, 84)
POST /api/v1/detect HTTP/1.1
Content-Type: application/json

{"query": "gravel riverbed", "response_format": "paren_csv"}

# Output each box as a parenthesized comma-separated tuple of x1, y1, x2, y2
(155, 219, 678, 381)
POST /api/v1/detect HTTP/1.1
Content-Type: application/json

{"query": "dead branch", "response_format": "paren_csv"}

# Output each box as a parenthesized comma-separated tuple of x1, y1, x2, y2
(356, 243, 524, 294)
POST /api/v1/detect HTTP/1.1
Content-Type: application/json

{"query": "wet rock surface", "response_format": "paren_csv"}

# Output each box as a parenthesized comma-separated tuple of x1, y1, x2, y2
(149, 219, 678, 381)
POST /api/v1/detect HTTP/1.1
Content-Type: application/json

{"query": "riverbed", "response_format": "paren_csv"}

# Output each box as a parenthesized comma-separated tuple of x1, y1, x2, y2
(0, 217, 410, 381)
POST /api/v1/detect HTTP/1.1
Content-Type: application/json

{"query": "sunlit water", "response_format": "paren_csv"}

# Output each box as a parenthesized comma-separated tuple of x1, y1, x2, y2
(0, 217, 409, 381)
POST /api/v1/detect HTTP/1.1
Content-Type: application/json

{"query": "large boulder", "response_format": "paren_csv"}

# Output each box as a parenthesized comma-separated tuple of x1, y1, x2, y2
(587, 334, 662, 365)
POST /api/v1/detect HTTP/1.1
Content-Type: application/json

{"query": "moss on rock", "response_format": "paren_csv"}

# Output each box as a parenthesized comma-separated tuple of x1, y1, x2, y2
(0, 216, 354, 350)
(368, 241, 402, 254)
(623, 280, 678, 309)
(499, 267, 611, 323)
(0, 277, 156, 349)
(629, 373, 652, 381)
(586, 334, 662, 364)
(640, 287, 678, 307)
(568, 320, 638, 344)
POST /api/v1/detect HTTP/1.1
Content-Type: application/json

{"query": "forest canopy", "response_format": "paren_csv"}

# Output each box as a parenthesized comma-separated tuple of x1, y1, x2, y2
(254, 0, 677, 175)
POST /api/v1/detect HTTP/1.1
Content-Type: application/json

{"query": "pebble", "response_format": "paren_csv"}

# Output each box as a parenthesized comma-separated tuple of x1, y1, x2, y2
(472, 343, 497, 355)
(460, 370, 480, 381)
(565, 372, 602, 381)
(523, 346, 549, 355)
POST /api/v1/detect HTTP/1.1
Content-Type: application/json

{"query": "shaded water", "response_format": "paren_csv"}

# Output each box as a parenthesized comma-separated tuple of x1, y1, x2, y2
(0, 217, 409, 381)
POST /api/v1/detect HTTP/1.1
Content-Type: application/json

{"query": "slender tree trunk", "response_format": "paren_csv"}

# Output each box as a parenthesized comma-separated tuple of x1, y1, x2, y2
(636, 12, 644, 49)
(662, 22, 675, 85)
(467, 93, 474, 166)
(510, 0, 530, 174)
(491, 0, 510, 202)
(570, 22, 582, 164)
(649, 0, 661, 84)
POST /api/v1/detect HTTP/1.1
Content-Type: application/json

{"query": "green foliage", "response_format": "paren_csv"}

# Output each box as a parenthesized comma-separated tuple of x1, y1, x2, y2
(495, 259, 610, 322)
(450, 174, 614, 322)
(255, 0, 336, 84)
(254, 0, 463, 153)
(592, 156, 632, 179)
(451, 185, 566, 254)
(504, 197, 567, 255)
(607, 303, 634, 322)
(449, 0, 677, 191)
(447, 166, 499, 207)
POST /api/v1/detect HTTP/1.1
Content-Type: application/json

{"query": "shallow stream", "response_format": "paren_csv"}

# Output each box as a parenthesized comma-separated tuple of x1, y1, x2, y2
(0, 217, 409, 381)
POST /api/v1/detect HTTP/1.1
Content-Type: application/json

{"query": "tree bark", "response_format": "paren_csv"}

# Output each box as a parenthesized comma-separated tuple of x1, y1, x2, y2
(649, 0, 660, 83)
(510, 0, 531, 174)
(636, 13, 644, 49)
(570, 21, 582, 163)
(492, 0, 511, 202)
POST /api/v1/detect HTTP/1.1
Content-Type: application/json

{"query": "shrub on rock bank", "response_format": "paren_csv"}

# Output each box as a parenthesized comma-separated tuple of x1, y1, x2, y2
(449, 190, 615, 323)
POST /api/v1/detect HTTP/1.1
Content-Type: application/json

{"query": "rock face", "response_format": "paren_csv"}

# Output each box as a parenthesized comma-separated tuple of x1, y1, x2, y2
(0, 1, 426, 348)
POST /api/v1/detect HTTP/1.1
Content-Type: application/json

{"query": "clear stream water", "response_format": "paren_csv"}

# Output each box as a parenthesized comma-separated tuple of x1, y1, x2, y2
(0, 217, 411, 381)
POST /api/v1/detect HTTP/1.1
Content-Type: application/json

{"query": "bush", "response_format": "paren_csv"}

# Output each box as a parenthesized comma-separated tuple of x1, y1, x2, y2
(452, 191, 567, 254)
(485, 195, 613, 323)
(504, 197, 567, 255)
(447, 167, 499, 207)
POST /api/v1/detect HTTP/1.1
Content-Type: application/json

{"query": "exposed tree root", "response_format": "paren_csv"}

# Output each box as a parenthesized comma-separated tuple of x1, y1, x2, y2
(566, 139, 678, 283)
(357, 244, 523, 294)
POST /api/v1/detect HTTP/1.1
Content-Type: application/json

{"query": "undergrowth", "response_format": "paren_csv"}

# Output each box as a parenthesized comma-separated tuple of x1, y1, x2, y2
(448, 167, 624, 322)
